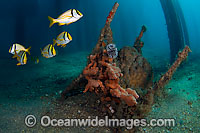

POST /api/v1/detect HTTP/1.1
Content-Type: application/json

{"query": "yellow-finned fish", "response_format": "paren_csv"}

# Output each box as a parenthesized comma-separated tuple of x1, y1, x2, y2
(9, 43, 31, 55)
(12, 50, 28, 66)
(48, 9, 83, 27)
(35, 57, 39, 64)
(31, 56, 40, 64)
(41, 44, 56, 58)
(53, 31, 72, 48)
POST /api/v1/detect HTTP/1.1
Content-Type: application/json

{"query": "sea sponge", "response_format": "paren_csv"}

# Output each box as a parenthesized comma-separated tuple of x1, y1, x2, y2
(82, 51, 139, 106)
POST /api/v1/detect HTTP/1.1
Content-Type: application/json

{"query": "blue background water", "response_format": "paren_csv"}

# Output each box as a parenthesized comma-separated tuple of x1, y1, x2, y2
(0, 0, 199, 86)
(0, 0, 199, 59)
(0, 1, 200, 132)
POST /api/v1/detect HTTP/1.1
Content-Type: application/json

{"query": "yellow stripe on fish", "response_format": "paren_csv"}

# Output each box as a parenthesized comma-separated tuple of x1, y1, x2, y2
(48, 9, 83, 27)
(12, 50, 28, 66)
(41, 44, 56, 58)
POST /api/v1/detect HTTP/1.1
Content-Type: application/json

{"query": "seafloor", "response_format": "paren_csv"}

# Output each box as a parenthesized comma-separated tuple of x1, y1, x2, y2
(0, 50, 199, 132)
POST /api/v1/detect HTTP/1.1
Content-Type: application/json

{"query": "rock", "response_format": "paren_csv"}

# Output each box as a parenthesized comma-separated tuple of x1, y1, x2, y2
(117, 46, 153, 90)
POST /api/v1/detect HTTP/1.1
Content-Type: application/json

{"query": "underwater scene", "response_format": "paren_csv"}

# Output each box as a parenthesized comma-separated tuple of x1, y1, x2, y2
(0, 0, 200, 132)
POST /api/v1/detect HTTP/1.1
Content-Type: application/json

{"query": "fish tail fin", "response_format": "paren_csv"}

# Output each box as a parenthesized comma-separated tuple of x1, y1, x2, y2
(26, 46, 31, 55)
(48, 16, 56, 28)
(53, 39, 56, 46)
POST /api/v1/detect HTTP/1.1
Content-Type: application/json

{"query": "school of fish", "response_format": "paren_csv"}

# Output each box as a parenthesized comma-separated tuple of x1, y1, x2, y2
(9, 9, 83, 66)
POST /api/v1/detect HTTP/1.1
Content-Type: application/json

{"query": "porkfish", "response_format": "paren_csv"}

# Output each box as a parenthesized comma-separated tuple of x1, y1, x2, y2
(53, 31, 72, 48)
(41, 44, 56, 58)
(9, 43, 31, 55)
(48, 9, 83, 27)
(12, 50, 28, 66)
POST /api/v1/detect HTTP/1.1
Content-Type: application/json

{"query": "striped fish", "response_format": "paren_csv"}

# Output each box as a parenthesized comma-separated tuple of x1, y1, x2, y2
(48, 9, 83, 27)
(12, 50, 28, 66)
(41, 44, 56, 58)
(53, 31, 72, 48)
(9, 43, 31, 55)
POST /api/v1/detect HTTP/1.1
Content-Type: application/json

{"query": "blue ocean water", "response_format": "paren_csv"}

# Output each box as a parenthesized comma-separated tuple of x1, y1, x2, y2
(0, 0, 199, 132)
(0, 0, 200, 57)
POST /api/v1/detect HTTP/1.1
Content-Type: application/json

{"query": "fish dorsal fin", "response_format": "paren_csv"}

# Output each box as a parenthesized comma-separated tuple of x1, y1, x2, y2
(57, 31, 65, 40)
(57, 9, 73, 19)
(15, 44, 25, 50)
(47, 44, 51, 48)
(43, 44, 50, 51)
